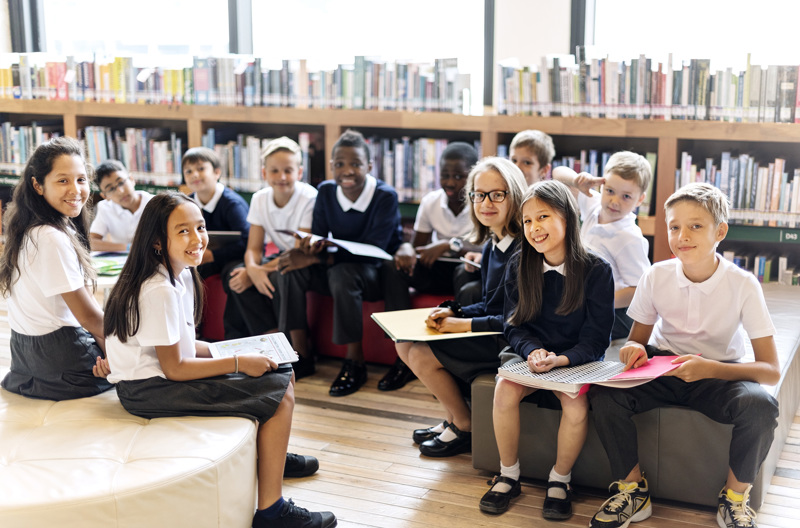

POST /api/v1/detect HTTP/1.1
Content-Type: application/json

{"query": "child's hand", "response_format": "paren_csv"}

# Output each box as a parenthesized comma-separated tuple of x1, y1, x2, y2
(574, 173, 604, 197)
(247, 266, 276, 298)
(228, 266, 253, 294)
(416, 242, 449, 268)
(620, 341, 648, 371)
(238, 354, 279, 377)
(430, 316, 471, 333)
(664, 355, 709, 383)
(527, 348, 558, 373)
(425, 307, 454, 328)
(394, 243, 417, 275)
(277, 248, 319, 275)
(298, 235, 326, 256)
(93, 356, 111, 378)
(462, 251, 482, 273)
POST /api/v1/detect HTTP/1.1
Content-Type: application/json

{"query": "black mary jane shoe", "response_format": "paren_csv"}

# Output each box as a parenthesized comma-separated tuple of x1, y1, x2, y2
(329, 359, 367, 397)
(418, 422, 471, 457)
(479, 475, 522, 514)
(412, 420, 449, 445)
(542, 480, 573, 520)
(377, 358, 416, 391)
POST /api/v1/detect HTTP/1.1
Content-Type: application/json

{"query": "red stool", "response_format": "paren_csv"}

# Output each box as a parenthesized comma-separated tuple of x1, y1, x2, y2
(200, 274, 227, 342)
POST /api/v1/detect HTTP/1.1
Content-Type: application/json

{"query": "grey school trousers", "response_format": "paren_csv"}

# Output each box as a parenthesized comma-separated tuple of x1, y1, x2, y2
(589, 373, 779, 484)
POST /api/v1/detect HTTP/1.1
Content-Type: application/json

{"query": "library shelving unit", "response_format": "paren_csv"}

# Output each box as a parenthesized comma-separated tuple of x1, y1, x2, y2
(3, 98, 800, 263)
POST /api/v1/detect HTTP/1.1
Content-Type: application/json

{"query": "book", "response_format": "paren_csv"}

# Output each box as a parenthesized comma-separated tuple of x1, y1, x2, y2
(206, 230, 243, 252)
(208, 333, 299, 364)
(496, 355, 680, 399)
(276, 229, 393, 260)
(370, 307, 501, 342)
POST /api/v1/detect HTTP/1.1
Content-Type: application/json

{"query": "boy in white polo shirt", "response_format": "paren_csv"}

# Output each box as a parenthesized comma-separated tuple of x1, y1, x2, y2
(553, 151, 651, 340)
(588, 182, 780, 528)
(222, 137, 317, 378)
(89, 159, 154, 253)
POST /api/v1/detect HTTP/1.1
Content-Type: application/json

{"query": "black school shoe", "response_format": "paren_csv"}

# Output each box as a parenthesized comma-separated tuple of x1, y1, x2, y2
(328, 359, 367, 397)
(479, 475, 522, 514)
(252, 499, 337, 528)
(283, 453, 319, 478)
(377, 358, 416, 391)
(412, 420, 449, 445)
(418, 422, 471, 457)
(542, 481, 573, 520)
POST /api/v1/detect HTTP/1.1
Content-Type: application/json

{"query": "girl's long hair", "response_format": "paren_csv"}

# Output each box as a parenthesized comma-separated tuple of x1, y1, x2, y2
(465, 157, 528, 245)
(509, 180, 591, 326)
(104, 192, 205, 342)
(0, 137, 96, 295)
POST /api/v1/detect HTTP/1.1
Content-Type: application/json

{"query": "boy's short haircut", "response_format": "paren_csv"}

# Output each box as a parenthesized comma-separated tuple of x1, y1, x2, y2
(441, 141, 479, 168)
(604, 151, 652, 194)
(182, 146, 220, 171)
(509, 129, 556, 167)
(94, 159, 127, 187)
(664, 182, 729, 225)
(261, 136, 303, 165)
(333, 129, 370, 161)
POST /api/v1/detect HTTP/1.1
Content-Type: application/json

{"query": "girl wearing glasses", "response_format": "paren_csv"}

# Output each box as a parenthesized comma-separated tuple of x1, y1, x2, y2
(89, 159, 154, 253)
(396, 157, 528, 458)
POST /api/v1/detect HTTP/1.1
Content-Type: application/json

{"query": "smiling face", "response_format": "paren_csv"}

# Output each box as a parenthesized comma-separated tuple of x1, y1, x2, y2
(666, 200, 727, 282)
(598, 172, 646, 224)
(331, 145, 372, 201)
(472, 169, 511, 238)
(522, 197, 567, 266)
(32, 154, 90, 218)
(183, 160, 221, 201)
(439, 158, 469, 206)
(164, 202, 209, 276)
(264, 150, 303, 203)
(99, 170, 138, 210)
(510, 145, 548, 185)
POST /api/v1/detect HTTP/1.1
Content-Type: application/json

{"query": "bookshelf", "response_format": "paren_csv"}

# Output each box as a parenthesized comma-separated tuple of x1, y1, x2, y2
(3, 99, 800, 264)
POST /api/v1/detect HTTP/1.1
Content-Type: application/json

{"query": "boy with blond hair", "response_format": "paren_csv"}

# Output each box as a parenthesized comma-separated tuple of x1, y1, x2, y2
(554, 151, 651, 340)
(588, 182, 780, 528)
(509, 129, 555, 185)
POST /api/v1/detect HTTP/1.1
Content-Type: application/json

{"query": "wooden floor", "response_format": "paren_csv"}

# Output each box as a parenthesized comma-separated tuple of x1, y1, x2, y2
(283, 359, 800, 528)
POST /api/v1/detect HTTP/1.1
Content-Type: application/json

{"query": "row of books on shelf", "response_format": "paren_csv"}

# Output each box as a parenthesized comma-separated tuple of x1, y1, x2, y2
(0, 54, 470, 114)
(722, 251, 799, 285)
(497, 49, 800, 123)
(677, 152, 800, 227)
(0, 121, 61, 168)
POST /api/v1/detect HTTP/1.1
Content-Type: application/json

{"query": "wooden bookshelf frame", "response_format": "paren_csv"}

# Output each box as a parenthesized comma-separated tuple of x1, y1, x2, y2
(4, 99, 800, 261)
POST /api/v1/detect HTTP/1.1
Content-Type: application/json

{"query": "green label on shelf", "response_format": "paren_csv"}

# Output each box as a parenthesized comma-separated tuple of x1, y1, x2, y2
(780, 230, 800, 244)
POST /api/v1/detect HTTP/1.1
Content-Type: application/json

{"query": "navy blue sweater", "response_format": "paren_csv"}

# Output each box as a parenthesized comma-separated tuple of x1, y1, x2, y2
(193, 187, 250, 276)
(312, 179, 402, 265)
(503, 252, 614, 367)
(462, 237, 519, 333)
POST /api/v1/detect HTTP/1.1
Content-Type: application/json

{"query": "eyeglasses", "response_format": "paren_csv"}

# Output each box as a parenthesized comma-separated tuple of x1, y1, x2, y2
(469, 190, 508, 203)
(101, 176, 130, 195)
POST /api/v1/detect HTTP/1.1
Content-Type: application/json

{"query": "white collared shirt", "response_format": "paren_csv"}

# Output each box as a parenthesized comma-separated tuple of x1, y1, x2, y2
(247, 181, 317, 251)
(90, 191, 154, 244)
(627, 256, 775, 361)
(493, 234, 515, 252)
(543, 261, 566, 275)
(336, 175, 377, 212)
(413, 188, 472, 242)
(196, 183, 226, 213)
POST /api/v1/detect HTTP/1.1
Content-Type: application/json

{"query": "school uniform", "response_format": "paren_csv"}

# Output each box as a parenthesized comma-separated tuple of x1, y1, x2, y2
(1, 225, 112, 400)
(427, 235, 519, 386)
(589, 257, 779, 483)
(89, 190, 154, 244)
(578, 191, 650, 339)
(276, 175, 402, 345)
(191, 183, 250, 278)
(107, 266, 291, 423)
(384, 188, 480, 310)
(222, 182, 317, 338)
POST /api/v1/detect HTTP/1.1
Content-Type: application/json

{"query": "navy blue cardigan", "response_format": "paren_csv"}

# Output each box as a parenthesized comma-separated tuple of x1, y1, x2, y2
(462, 237, 520, 333)
(193, 187, 250, 276)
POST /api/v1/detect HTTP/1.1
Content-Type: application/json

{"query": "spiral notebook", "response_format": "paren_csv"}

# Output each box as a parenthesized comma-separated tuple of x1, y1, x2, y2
(208, 333, 299, 364)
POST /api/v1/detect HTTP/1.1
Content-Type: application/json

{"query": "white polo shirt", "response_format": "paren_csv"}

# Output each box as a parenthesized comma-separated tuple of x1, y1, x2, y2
(578, 191, 650, 291)
(107, 266, 197, 383)
(90, 191, 154, 244)
(413, 188, 472, 242)
(627, 257, 776, 361)
(247, 181, 317, 252)
(7, 226, 84, 335)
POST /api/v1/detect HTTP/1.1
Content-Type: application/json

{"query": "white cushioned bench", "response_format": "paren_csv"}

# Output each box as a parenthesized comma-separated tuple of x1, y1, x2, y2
(0, 376, 257, 528)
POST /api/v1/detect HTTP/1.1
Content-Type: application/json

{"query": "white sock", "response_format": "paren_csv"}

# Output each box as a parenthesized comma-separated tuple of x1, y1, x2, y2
(431, 421, 446, 434)
(547, 467, 571, 499)
(438, 425, 458, 443)
(493, 460, 520, 493)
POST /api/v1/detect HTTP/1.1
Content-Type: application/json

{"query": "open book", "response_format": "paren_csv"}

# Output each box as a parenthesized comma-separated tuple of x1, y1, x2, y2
(208, 333, 299, 364)
(276, 229, 392, 260)
(371, 307, 501, 342)
(497, 355, 679, 399)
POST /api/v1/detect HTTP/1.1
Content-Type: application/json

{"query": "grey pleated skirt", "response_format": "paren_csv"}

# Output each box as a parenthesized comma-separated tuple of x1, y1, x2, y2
(429, 334, 508, 384)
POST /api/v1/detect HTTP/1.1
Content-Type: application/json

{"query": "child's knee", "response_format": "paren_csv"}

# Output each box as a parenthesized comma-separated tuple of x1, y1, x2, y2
(493, 379, 525, 410)
(730, 383, 778, 426)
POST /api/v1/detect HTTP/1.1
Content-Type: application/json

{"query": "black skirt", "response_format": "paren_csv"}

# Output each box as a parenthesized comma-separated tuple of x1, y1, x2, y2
(2, 326, 113, 400)
(115, 366, 292, 424)
(429, 334, 507, 385)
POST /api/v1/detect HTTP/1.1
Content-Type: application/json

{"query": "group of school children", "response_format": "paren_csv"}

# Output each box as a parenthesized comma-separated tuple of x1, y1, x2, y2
(0, 125, 780, 528)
